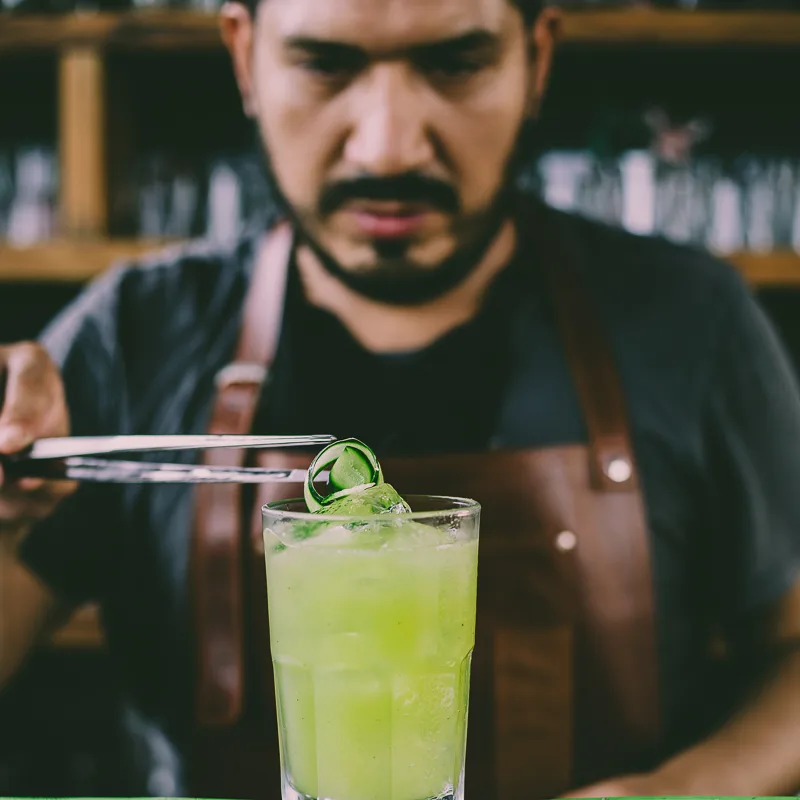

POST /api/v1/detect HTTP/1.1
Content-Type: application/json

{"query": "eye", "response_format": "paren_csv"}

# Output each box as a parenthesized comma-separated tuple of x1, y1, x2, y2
(300, 53, 365, 83)
(416, 52, 487, 81)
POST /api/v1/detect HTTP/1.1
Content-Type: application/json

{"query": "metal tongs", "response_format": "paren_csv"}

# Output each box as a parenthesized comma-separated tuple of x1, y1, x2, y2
(0, 434, 336, 484)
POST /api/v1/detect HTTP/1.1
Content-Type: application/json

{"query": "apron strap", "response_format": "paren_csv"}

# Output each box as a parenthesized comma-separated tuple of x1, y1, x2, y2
(524, 199, 639, 493)
(192, 222, 293, 726)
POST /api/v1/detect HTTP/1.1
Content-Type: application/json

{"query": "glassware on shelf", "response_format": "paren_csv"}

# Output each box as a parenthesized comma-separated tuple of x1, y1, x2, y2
(537, 150, 593, 213)
(5, 146, 58, 246)
(205, 159, 242, 245)
(771, 158, 798, 250)
(653, 157, 721, 247)
(0, 149, 14, 238)
(576, 156, 625, 227)
(737, 157, 800, 253)
(137, 154, 203, 240)
(707, 165, 746, 255)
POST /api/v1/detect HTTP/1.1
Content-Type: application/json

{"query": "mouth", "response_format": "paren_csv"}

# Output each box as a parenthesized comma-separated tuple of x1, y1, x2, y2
(343, 201, 435, 239)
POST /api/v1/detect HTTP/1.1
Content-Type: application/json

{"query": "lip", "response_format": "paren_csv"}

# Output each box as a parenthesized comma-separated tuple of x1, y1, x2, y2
(343, 202, 435, 238)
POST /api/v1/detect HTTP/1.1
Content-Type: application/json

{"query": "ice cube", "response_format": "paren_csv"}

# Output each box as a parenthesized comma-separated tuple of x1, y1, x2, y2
(305, 524, 355, 548)
(384, 519, 450, 549)
(319, 483, 412, 517)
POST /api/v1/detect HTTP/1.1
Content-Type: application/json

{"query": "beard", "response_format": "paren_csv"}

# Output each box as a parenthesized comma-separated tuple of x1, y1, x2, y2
(253, 117, 538, 306)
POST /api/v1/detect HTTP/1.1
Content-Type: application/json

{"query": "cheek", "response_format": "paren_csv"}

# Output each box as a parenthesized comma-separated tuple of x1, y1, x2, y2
(456, 114, 521, 200)
(442, 75, 529, 206)
(251, 56, 334, 205)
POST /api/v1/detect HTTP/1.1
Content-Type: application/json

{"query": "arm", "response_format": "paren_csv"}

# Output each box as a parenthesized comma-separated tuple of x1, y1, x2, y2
(0, 343, 76, 689)
(566, 582, 800, 797)
(1, 263, 131, 690)
(568, 275, 800, 797)
(650, 580, 800, 796)
(0, 555, 68, 689)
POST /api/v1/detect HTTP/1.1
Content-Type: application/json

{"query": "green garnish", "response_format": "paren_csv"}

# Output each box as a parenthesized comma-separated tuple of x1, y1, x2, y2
(304, 438, 384, 513)
(329, 446, 374, 492)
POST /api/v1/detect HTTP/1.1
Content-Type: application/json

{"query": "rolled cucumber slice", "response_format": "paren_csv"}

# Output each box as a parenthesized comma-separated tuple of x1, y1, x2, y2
(304, 438, 384, 513)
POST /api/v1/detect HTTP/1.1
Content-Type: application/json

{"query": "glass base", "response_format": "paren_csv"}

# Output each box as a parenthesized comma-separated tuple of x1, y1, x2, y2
(283, 781, 455, 800)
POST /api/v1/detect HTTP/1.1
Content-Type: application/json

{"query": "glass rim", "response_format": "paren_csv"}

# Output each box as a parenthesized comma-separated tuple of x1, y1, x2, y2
(262, 494, 480, 524)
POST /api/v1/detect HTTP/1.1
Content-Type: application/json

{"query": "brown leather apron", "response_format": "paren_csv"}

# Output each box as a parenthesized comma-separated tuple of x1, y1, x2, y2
(189, 200, 662, 800)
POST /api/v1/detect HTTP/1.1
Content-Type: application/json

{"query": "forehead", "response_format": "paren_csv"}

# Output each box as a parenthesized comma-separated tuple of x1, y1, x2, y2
(260, 0, 515, 47)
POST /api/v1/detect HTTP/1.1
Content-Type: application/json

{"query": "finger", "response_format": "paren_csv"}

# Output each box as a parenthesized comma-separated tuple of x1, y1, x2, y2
(4, 479, 77, 501)
(0, 494, 57, 522)
(0, 344, 62, 453)
(16, 478, 45, 492)
(0, 518, 36, 544)
(0, 481, 77, 519)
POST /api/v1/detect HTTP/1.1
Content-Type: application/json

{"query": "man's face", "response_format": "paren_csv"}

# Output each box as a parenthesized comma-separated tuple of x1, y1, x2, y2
(227, 0, 549, 290)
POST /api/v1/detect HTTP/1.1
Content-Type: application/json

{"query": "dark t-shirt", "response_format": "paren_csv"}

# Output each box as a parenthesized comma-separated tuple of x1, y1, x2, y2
(19, 203, 800, 778)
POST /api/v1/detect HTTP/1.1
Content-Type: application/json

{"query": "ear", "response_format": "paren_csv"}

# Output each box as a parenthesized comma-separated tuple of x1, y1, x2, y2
(525, 6, 562, 119)
(220, 1, 257, 118)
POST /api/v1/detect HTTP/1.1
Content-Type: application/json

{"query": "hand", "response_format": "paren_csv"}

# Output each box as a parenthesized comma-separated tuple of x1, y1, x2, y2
(561, 772, 671, 798)
(0, 342, 76, 542)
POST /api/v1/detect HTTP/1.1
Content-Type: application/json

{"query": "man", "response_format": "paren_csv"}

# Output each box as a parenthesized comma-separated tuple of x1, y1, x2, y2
(3, 0, 800, 796)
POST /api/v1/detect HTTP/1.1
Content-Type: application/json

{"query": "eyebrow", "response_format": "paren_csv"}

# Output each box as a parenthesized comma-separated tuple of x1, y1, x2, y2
(284, 29, 501, 62)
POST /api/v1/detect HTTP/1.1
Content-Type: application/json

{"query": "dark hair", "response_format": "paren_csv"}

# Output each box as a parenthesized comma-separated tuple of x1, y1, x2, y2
(240, 0, 543, 24)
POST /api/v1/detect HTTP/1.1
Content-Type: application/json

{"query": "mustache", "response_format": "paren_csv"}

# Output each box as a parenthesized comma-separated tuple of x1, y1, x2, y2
(318, 172, 460, 216)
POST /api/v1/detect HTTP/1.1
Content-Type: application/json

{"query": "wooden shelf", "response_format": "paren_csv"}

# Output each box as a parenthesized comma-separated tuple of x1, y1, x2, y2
(2, 240, 800, 287)
(0, 9, 222, 53)
(559, 8, 800, 46)
(730, 250, 800, 287)
(3, 8, 800, 54)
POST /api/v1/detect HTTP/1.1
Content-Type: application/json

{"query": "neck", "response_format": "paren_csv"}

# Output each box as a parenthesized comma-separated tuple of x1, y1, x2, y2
(296, 219, 518, 354)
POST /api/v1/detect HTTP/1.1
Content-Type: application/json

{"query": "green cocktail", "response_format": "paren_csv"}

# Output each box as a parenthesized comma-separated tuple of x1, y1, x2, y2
(262, 440, 480, 800)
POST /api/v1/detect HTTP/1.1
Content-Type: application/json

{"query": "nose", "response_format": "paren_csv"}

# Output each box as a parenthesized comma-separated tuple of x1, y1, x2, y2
(344, 64, 435, 177)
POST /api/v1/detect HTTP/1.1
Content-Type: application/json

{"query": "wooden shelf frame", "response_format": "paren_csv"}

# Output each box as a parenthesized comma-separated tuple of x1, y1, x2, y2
(3, 8, 800, 54)
(0, 9, 222, 53)
(559, 8, 800, 45)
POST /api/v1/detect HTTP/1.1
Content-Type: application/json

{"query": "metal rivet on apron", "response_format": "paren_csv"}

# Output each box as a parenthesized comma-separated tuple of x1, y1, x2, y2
(606, 457, 632, 484)
(555, 530, 577, 552)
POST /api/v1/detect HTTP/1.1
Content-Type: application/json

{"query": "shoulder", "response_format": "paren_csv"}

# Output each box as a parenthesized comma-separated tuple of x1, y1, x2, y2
(112, 233, 258, 321)
(43, 233, 258, 358)
(557, 207, 747, 318)
(541, 205, 755, 365)
(40, 233, 261, 434)
(525, 203, 772, 444)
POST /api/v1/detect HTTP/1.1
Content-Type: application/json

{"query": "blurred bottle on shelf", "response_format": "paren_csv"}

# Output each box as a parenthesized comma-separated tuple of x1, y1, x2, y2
(135, 150, 271, 243)
(745, 158, 798, 250)
(204, 153, 271, 242)
(536, 106, 800, 256)
(645, 109, 716, 246)
(576, 157, 625, 226)
(0, 149, 14, 238)
(0, 145, 58, 245)
(137, 154, 203, 239)
(538, 152, 799, 255)
(205, 160, 241, 244)
(707, 165, 745, 253)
